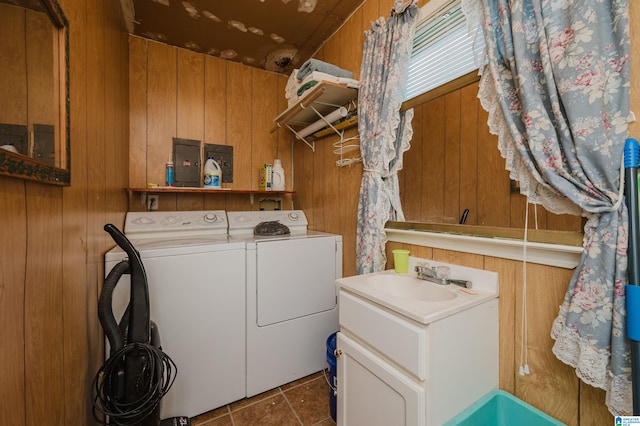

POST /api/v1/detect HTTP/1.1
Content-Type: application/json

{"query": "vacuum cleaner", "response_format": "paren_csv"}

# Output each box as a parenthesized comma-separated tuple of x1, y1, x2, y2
(92, 224, 189, 426)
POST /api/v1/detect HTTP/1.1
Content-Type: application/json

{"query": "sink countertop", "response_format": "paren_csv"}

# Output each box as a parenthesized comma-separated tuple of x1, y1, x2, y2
(336, 257, 499, 325)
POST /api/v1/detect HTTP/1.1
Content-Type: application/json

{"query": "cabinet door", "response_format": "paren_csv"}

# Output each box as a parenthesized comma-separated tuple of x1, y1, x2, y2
(337, 332, 425, 426)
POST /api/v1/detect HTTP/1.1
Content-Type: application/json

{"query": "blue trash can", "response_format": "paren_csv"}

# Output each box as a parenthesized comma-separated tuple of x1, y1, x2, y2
(326, 332, 338, 422)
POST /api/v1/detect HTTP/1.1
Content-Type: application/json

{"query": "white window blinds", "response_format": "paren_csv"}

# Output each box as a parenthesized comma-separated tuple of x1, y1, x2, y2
(405, 1, 484, 100)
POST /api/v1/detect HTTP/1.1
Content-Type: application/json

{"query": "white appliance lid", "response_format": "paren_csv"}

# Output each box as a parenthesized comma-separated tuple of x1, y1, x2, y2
(124, 210, 228, 238)
(105, 235, 245, 261)
(227, 210, 308, 235)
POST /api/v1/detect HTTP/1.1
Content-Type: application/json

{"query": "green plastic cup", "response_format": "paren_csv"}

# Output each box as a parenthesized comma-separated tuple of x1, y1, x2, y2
(392, 249, 410, 274)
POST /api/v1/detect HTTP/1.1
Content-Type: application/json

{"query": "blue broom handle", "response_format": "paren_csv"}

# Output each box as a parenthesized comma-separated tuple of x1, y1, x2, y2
(624, 137, 640, 415)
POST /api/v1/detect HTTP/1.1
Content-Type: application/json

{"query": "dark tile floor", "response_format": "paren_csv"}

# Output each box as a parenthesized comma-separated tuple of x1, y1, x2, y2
(190, 370, 336, 426)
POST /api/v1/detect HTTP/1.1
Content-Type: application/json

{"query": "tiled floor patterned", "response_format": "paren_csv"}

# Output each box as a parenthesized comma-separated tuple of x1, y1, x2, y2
(190, 370, 336, 426)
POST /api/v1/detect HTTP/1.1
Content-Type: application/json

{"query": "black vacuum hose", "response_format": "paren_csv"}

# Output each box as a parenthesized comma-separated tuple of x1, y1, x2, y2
(99, 260, 130, 355)
(92, 342, 177, 425)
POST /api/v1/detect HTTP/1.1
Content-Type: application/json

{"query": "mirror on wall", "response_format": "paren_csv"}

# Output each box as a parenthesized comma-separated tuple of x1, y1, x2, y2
(0, 0, 69, 186)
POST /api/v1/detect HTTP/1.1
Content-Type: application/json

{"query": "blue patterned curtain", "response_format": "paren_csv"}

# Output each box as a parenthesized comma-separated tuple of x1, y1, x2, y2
(463, 0, 631, 415)
(356, 0, 418, 275)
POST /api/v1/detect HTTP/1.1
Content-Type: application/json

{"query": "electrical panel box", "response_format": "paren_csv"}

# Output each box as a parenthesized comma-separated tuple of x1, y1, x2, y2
(173, 138, 201, 187)
(204, 143, 233, 183)
(0, 123, 28, 156)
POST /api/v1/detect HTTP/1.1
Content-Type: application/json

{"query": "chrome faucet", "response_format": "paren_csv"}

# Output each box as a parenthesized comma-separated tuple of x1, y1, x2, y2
(414, 264, 472, 289)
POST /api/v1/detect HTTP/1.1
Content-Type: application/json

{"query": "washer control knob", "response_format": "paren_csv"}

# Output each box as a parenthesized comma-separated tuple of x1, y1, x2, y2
(204, 213, 218, 223)
(288, 212, 299, 221)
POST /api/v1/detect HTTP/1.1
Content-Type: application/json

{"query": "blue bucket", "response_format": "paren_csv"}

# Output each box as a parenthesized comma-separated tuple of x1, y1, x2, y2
(444, 390, 565, 425)
(326, 332, 337, 422)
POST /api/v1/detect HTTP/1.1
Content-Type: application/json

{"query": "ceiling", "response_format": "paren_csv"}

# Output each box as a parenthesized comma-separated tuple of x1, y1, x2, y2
(120, 0, 366, 75)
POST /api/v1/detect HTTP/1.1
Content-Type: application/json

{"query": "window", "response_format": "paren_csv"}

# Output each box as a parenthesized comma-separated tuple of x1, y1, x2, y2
(405, 0, 484, 100)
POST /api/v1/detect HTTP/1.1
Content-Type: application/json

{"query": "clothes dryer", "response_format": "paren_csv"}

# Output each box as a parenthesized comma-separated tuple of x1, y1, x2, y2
(104, 210, 246, 419)
(228, 210, 342, 397)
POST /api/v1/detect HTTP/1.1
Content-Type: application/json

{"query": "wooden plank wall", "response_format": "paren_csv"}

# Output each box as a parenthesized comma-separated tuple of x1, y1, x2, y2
(0, 0, 129, 424)
(401, 83, 584, 231)
(127, 37, 293, 214)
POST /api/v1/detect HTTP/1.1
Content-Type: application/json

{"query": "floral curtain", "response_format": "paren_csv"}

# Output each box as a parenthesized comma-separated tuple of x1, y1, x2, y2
(356, 0, 418, 275)
(462, 0, 631, 415)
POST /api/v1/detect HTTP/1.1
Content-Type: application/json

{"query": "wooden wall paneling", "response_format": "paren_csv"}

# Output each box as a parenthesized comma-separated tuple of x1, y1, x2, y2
(176, 48, 205, 209)
(225, 193, 253, 212)
(204, 56, 227, 146)
(515, 263, 578, 424)
(339, 158, 361, 277)
(545, 211, 582, 232)
(0, 6, 27, 125)
(129, 37, 148, 189)
(202, 194, 228, 211)
(359, 0, 381, 30)
(410, 244, 433, 260)
(147, 41, 177, 190)
(26, 10, 54, 128)
(509, 187, 528, 229)
(422, 96, 446, 222)
(579, 383, 613, 425)
(432, 248, 483, 270)
(402, 104, 423, 221)
(476, 105, 509, 226)
(311, 135, 327, 230)
(203, 56, 228, 211)
(0, 179, 27, 425)
(379, 0, 396, 17)
(292, 133, 306, 213)
(104, 0, 126, 228)
(322, 134, 341, 235)
(484, 256, 517, 394)
(175, 194, 203, 211)
(177, 49, 204, 141)
(61, 0, 92, 420)
(251, 69, 278, 196)
(86, 0, 108, 312)
(300, 143, 316, 223)
(459, 84, 479, 226)
(336, 4, 363, 80)
(24, 184, 64, 424)
(443, 90, 461, 224)
(226, 62, 252, 193)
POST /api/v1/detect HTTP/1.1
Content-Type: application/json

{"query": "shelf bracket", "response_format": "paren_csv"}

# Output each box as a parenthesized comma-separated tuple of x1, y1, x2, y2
(282, 103, 350, 152)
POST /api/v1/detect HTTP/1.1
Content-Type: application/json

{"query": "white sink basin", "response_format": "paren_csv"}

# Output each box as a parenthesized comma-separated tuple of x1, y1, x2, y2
(336, 260, 498, 324)
(366, 274, 456, 302)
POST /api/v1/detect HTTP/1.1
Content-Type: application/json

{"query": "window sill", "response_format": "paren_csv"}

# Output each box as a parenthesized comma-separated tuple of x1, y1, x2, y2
(385, 223, 583, 269)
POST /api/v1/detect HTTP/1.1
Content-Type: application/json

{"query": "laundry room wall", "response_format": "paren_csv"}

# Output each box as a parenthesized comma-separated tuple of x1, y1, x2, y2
(0, 0, 129, 424)
(127, 37, 293, 212)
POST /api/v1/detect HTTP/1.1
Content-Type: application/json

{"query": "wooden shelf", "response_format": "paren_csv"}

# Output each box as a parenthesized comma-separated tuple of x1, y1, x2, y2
(273, 81, 358, 151)
(128, 187, 294, 195)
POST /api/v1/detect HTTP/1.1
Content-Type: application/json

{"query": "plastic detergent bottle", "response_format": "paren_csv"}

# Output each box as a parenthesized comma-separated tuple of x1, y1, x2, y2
(272, 159, 285, 191)
(203, 157, 221, 188)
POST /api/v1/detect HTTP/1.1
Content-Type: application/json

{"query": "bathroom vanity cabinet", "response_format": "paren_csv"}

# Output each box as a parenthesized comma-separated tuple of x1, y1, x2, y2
(335, 262, 499, 426)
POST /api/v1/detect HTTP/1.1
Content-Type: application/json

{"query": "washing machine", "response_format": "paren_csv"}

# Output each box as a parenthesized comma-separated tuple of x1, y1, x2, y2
(104, 210, 246, 419)
(227, 210, 342, 397)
